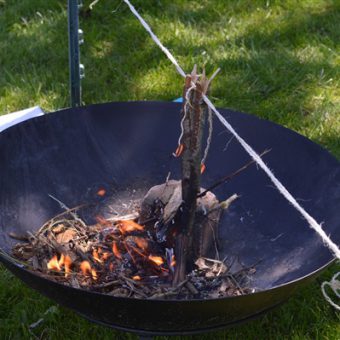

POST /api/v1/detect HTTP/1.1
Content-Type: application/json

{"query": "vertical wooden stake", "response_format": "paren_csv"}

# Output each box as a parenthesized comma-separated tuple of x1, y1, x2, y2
(173, 67, 209, 285)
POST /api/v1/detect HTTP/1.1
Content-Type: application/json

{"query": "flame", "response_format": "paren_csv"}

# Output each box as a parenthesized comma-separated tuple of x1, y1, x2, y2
(91, 268, 98, 281)
(148, 255, 164, 266)
(92, 248, 103, 263)
(112, 241, 122, 259)
(64, 255, 72, 278)
(58, 254, 65, 267)
(132, 275, 141, 281)
(134, 237, 148, 251)
(47, 254, 72, 277)
(97, 188, 106, 197)
(174, 143, 184, 157)
(171, 255, 176, 268)
(80, 261, 98, 280)
(80, 261, 91, 275)
(200, 163, 206, 174)
(118, 220, 144, 234)
(47, 255, 61, 271)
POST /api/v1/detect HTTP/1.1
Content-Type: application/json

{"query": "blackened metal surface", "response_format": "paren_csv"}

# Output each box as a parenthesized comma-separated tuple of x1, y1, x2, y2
(0, 101, 339, 334)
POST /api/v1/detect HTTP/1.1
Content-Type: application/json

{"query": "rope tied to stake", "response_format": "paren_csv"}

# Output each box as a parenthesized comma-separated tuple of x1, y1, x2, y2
(122, 0, 340, 309)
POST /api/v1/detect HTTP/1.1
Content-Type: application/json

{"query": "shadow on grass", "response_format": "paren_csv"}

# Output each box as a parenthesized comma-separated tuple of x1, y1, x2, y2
(0, 0, 338, 117)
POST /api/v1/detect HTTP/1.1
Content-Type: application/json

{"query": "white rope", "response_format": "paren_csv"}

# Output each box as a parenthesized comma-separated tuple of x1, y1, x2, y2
(202, 95, 340, 259)
(123, 0, 186, 78)
(123, 0, 340, 260)
(321, 272, 340, 310)
(173, 85, 195, 157)
(123, 0, 340, 309)
(202, 106, 213, 165)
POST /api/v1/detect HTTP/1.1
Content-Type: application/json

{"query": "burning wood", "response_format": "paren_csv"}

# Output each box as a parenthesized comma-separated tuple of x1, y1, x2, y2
(10, 201, 256, 298)
(10, 67, 263, 300)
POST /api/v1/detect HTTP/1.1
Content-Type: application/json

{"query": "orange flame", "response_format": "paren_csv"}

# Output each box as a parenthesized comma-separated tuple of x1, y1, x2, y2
(80, 261, 91, 275)
(174, 143, 184, 157)
(132, 275, 141, 281)
(58, 254, 65, 267)
(134, 237, 148, 251)
(200, 163, 206, 174)
(118, 220, 144, 234)
(47, 254, 72, 277)
(47, 255, 61, 271)
(148, 255, 164, 266)
(171, 255, 176, 268)
(80, 261, 98, 280)
(80, 261, 97, 280)
(112, 241, 122, 259)
(64, 255, 72, 278)
(91, 268, 98, 281)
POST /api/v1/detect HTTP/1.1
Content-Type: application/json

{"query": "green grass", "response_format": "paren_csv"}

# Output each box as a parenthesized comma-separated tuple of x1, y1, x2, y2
(0, 0, 339, 338)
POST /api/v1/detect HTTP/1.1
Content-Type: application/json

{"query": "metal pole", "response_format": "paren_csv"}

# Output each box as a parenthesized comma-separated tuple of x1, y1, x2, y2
(68, 0, 84, 107)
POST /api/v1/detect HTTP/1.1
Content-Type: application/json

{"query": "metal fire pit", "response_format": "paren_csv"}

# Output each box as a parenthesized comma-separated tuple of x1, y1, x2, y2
(0, 101, 339, 335)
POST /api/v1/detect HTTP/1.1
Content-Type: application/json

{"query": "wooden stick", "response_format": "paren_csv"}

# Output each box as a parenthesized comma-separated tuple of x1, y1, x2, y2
(173, 66, 209, 286)
(197, 149, 271, 198)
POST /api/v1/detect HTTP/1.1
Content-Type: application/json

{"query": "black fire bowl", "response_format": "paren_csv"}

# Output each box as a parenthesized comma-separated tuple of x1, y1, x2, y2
(0, 101, 339, 335)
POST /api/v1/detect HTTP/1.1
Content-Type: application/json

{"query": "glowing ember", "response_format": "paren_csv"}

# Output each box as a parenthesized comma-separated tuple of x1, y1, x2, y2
(148, 255, 164, 266)
(118, 220, 144, 234)
(97, 188, 106, 197)
(112, 241, 122, 259)
(47, 255, 61, 271)
(92, 248, 103, 263)
(132, 275, 141, 281)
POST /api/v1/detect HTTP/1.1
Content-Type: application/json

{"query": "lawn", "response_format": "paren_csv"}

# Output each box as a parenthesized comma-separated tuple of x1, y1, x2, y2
(0, 0, 339, 338)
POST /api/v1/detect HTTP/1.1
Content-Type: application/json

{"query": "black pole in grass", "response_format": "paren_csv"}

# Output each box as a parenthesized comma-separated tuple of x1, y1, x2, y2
(68, 0, 84, 107)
